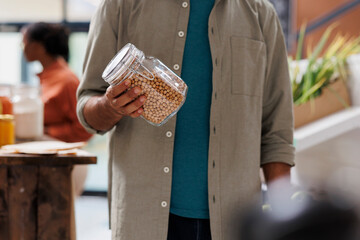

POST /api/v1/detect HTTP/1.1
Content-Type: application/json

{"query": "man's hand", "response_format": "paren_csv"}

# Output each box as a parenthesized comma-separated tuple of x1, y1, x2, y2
(261, 162, 292, 203)
(105, 79, 146, 118)
(262, 162, 291, 183)
(83, 79, 146, 131)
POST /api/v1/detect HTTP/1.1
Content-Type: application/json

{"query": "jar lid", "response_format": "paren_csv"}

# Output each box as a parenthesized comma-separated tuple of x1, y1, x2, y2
(0, 114, 14, 121)
(102, 43, 144, 85)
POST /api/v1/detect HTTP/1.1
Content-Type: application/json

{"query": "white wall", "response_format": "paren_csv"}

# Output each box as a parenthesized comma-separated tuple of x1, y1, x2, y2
(0, 0, 100, 23)
(0, 0, 63, 22)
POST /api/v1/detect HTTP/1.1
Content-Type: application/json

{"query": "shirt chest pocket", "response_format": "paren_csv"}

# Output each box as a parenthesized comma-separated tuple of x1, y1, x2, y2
(230, 36, 266, 96)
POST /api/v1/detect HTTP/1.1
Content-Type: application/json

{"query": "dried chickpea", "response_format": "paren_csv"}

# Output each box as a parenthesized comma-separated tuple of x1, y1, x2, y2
(125, 70, 186, 125)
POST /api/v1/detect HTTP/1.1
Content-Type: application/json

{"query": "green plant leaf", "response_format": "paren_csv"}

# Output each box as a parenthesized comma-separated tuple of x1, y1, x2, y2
(290, 23, 360, 107)
(296, 23, 307, 60)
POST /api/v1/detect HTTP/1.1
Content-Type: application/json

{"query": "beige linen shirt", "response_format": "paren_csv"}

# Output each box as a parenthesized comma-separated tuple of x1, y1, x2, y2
(77, 0, 295, 239)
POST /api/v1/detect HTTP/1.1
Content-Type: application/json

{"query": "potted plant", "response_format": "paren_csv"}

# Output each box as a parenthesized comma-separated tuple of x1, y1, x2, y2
(289, 24, 360, 128)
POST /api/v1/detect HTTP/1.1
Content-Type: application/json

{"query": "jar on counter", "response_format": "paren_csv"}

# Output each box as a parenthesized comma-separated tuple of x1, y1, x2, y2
(12, 85, 44, 140)
(102, 43, 188, 126)
(0, 114, 15, 147)
(0, 84, 13, 114)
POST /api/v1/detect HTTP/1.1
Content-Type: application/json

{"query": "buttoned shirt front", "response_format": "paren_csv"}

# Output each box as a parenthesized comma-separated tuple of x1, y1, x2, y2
(77, 0, 295, 239)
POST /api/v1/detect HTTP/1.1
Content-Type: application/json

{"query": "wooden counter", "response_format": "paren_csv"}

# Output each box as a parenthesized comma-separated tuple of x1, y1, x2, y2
(0, 152, 97, 240)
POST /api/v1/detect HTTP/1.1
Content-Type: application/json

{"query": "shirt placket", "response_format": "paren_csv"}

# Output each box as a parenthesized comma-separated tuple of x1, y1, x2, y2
(158, 1, 191, 239)
(172, 0, 190, 76)
(207, 1, 223, 239)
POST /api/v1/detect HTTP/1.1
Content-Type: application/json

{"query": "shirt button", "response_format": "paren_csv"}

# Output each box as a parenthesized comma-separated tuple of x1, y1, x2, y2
(166, 131, 173, 138)
(164, 167, 170, 173)
(178, 31, 185, 38)
(182, 2, 188, 8)
(173, 64, 180, 70)
(161, 201, 168, 207)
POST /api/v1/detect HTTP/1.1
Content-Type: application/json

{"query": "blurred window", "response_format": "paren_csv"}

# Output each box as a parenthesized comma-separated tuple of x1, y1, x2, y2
(68, 32, 89, 78)
(0, 32, 89, 85)
(0, 0, 99, 85)
(0, 33, 22, 85)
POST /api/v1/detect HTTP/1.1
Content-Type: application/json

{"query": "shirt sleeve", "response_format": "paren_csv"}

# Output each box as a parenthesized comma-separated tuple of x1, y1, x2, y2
(260, 4, 295, 166)
(76, 0, 122, 135)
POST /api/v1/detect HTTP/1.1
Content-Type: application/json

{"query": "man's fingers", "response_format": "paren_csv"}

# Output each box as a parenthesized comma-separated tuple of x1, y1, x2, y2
(105, 80, 131, 99)
(112, 87, 142, 108)
(121, 95, 146, 115)
(129, 108, 144, 118)
(105, 81, 147, 118)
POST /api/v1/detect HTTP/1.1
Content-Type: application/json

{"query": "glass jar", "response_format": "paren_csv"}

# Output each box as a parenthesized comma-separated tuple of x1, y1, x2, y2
(12, 85, 44, 140)
(0, 84, 13, 114)
(0, 114, 15, 147)
(102, 43, 188, 126)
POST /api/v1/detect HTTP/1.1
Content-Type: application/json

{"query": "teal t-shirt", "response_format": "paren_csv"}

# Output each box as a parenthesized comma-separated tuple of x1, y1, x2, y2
(170, 0, 214, 219)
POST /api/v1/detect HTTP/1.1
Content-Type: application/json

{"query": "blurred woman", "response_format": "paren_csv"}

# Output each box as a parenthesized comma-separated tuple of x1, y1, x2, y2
(21, 22, 92, 143)
(21, 23, 92, 201)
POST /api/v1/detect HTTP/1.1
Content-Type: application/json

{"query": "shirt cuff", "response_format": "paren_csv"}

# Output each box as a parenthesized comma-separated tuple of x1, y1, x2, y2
(77, 93, 109, 135)
(260, 145, 295, 167)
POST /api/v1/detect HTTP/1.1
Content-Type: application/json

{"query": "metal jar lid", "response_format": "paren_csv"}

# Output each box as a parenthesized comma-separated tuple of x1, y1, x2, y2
(102, 43, 144, 85)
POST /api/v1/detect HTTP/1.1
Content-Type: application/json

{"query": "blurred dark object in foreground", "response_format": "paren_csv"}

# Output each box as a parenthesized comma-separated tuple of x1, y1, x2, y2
(240, 182, 360, 240)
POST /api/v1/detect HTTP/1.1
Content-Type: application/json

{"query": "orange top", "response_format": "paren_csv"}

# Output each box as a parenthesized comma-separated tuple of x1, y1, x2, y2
(38, 58, 92, 143)
(0, 96, 13, 114)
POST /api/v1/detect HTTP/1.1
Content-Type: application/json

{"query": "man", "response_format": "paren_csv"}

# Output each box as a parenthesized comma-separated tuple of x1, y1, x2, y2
(76, 0, 295, 239)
